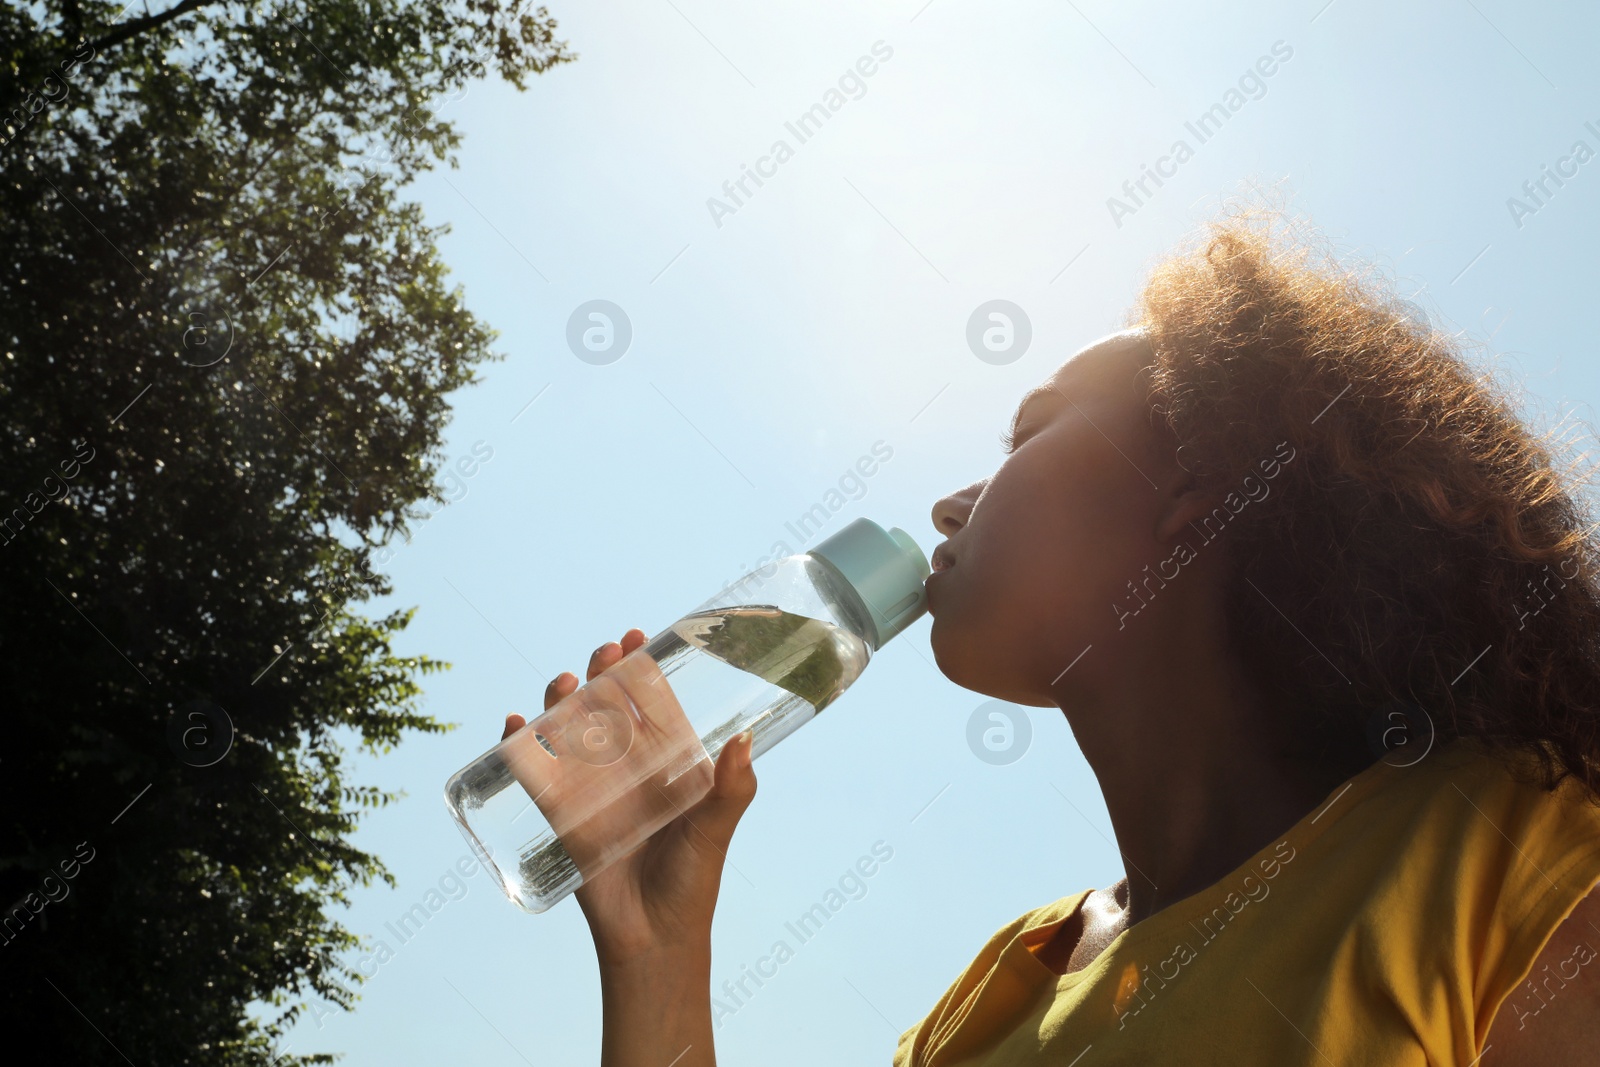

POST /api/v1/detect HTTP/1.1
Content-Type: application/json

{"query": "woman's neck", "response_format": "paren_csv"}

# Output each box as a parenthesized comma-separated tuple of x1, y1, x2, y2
(1060, 652, 1372, 927)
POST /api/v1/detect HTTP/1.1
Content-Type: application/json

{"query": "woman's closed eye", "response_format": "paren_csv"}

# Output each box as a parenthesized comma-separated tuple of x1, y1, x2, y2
(1001, 384, 1057, 454)
(1000, 417, 1037, 454)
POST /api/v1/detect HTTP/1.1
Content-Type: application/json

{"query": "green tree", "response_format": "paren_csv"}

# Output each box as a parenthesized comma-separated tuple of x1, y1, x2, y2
(0, 1, 572, 1062)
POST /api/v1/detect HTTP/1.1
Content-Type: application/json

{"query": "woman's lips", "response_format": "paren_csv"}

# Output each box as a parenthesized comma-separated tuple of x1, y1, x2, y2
(926, 548, 953, 617)
(925, 567, 945, 615)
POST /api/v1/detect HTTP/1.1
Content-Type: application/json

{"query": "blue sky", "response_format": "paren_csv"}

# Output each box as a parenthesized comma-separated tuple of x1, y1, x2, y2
(280, 0, 1600, 1062)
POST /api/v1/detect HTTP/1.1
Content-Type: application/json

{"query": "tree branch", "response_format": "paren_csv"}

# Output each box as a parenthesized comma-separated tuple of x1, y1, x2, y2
(86, 0, 225, 54)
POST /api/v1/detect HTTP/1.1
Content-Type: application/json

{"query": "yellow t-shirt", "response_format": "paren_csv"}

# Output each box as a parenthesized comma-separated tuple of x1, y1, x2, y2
(893, 737, 1600, 1066)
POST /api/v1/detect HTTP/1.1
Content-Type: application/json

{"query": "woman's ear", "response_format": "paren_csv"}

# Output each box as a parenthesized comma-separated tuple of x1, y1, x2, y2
(1154, 469, 1218, 547)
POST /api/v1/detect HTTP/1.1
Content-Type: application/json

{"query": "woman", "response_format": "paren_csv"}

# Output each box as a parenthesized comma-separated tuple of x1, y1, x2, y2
(504, 212, 1600, 1065)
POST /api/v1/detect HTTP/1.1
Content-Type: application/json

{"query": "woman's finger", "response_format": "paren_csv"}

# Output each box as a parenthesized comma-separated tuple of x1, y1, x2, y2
(547, 629, 647, 710)
(544, 671, 578, 711)
(587, 641, 624, 681)
(679, 731, 758, 862)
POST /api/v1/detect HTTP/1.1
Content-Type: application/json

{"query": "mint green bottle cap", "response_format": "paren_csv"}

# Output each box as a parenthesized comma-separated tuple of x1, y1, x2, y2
(808, 518, 930, 649)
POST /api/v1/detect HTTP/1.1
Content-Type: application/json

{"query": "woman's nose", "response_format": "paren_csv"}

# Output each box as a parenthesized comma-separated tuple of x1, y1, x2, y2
(931, 480, 985, 536)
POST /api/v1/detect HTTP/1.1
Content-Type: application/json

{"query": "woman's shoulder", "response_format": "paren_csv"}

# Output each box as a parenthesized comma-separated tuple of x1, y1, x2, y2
(1335, 732, 1600, 845)
(1314, 734, 1600, 926)
(1308, 734, 1600, 1059)
(1480, 883, 1600, 1066)
(1401, 734, 1600, 866)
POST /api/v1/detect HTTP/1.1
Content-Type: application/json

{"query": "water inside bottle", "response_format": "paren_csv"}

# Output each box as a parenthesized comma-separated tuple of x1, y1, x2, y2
(449, 605, 872, 911)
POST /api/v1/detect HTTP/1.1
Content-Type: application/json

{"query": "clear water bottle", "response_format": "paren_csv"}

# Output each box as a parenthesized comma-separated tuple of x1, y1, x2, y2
(444, 518, 930, 913)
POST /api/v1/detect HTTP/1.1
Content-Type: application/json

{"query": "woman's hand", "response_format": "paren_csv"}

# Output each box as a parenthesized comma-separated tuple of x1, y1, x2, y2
(500, 626, 758, 963)
(502, 627, 755, 1066)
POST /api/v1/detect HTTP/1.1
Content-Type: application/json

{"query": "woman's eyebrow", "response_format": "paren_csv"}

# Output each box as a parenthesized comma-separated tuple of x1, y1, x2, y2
(1009, 383, 1061, 431)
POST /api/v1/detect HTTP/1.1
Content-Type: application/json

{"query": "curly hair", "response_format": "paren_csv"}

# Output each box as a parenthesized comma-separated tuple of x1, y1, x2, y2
(1133, 207, 1600, 801)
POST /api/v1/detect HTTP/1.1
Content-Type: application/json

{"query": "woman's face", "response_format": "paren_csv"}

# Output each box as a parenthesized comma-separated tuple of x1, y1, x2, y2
(927, 330, 1200, 707)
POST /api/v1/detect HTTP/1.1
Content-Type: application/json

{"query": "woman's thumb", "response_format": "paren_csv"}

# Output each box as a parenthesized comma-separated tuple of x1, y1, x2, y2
(684, 731, 758, 856)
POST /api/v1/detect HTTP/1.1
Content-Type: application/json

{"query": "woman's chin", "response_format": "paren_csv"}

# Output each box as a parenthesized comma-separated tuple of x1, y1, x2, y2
(930, 623, 1062, 707)
(928, 621, 1002, 694)
(926, 616, 970, 685)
